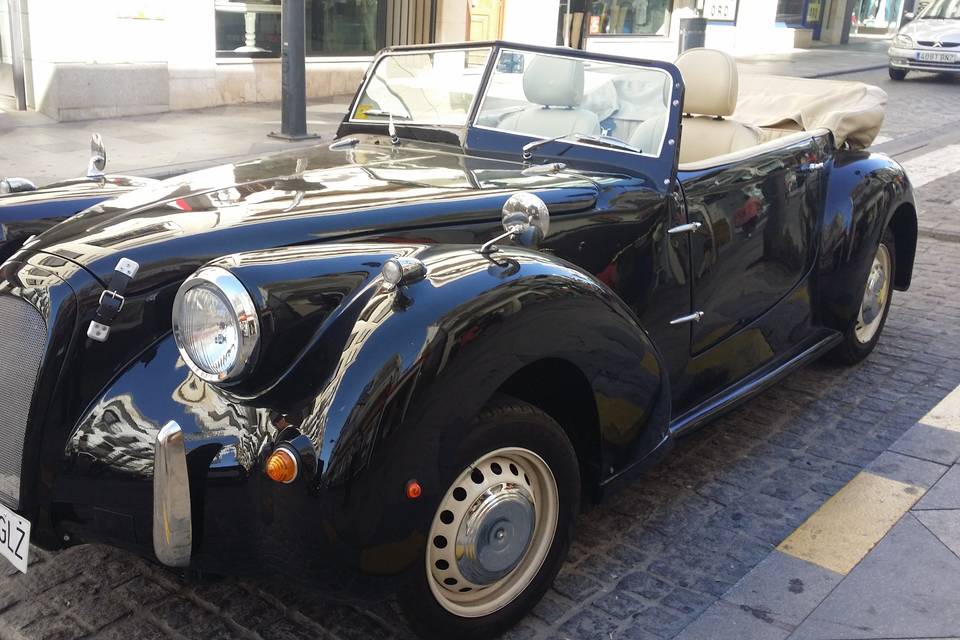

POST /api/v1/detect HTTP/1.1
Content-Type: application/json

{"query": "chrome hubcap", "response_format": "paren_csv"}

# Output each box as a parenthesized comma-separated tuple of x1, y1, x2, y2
(456, 483, 535, 585)
(855, 242, 891, 344)
(426, 448, 558, 618)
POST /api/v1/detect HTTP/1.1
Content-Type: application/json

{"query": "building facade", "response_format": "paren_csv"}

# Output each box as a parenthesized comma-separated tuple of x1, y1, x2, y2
(0, 0, 910, 121)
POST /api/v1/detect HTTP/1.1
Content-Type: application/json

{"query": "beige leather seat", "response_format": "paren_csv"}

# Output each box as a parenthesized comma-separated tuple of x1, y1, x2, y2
(499, 55, 601, 139)
(675, 48, 761, 164)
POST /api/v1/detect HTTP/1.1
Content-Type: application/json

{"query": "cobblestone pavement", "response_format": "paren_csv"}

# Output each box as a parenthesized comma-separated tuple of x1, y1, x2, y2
(4, 60, 960, 640)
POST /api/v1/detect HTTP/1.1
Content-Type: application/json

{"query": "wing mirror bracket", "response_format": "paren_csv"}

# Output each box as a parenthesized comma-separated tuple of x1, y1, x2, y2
(480, 192, 551, 256)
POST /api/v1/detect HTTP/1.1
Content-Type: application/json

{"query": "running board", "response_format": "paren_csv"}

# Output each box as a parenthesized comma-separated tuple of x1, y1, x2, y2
(669, 332, 842, 439)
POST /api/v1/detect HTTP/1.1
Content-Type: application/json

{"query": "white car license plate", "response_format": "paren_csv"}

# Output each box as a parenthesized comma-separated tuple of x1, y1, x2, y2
(0, 502, 30, 573)
(919, 51, 956, 63)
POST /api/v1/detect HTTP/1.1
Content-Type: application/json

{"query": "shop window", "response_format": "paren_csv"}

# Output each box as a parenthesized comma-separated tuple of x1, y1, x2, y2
(776, 0, 806, 24)
(215, 0, 435, 59)
(216, 1, 282, 58)
(306, 0, 383, 56)
(587, 0, 671, 37)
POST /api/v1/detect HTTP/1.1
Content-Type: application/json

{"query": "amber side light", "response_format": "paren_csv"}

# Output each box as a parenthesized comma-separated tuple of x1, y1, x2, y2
(406, 479, 422, 499)
(266, 447, 299, 484)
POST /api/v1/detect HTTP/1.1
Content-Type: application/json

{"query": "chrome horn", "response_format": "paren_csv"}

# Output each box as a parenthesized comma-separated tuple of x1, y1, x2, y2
(480, 192, 551, 255)
(87, 133, 107, 178)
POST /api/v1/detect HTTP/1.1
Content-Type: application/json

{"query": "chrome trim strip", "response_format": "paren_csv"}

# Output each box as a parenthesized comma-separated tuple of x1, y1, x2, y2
(669, 311, 704, 325)
(153, 421, 192, 568)
(667, 222, 702, 234)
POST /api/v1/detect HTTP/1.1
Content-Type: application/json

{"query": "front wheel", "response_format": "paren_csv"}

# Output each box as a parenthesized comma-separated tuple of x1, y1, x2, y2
(889, 67, 908, 81)
(829, 228, 896, 365)
(398, 395, 580, 640)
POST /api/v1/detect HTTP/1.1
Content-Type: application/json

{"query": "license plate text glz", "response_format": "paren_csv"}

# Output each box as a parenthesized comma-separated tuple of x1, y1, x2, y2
(0, 503, 30, 573)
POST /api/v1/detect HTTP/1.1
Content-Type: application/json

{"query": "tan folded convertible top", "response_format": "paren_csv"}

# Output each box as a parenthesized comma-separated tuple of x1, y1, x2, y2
(733, 75, 887, 150)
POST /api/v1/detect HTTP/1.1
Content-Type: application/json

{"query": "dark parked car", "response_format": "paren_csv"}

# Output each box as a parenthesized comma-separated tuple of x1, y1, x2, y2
(0, 42, 916, 639)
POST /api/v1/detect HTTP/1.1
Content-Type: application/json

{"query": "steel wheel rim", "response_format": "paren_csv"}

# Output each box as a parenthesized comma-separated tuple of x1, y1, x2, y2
(855, 242, 891, 344)
(426, 447, 559, 618)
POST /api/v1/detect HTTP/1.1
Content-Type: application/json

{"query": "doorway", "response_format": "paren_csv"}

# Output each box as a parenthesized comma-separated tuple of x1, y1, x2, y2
(468, 0, 504, 40)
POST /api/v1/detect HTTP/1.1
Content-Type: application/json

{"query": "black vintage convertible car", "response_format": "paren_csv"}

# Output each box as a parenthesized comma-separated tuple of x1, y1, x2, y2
(0, 43, 916, 638)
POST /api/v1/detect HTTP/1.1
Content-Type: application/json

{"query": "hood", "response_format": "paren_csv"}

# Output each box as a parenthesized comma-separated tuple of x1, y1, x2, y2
(901, 18, 960, 42)
(24, 141, 599, 290)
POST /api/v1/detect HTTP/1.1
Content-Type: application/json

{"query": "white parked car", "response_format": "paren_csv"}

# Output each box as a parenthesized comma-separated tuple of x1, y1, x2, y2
(888, 0, 960, 80)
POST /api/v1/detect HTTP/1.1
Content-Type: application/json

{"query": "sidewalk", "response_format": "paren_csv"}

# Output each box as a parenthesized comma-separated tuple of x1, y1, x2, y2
(736, 36, 891, 79)
(675, 385, 960, 640)
(0, 97, 351, 187)
(0, 41, 891, 187)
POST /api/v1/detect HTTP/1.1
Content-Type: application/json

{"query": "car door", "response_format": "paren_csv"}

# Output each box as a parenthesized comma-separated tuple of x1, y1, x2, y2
(680, 134, 829, 357)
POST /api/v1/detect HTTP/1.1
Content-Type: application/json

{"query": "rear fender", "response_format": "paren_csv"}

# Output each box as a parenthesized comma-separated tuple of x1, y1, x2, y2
(817, 151, 916, 332)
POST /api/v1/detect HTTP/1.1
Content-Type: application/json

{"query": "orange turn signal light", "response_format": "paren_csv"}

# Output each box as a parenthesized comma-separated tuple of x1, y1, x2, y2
(406, 479, 422, 500)
(266, 447, 299, 484)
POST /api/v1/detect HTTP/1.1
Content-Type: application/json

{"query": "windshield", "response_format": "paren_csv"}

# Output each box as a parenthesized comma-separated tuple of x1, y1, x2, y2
(351, 48, 492, 126)
(476, 49, 673, 157)
(920, 0, 960, 18)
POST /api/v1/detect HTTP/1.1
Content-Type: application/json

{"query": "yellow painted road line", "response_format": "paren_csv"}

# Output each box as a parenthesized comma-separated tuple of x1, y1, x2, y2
(920, 385, 960, 432)
(777, 471, 922, 575)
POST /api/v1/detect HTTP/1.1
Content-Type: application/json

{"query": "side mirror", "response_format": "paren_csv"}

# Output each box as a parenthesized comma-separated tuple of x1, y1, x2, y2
(87, 133, 107, 178)
(0, 177, 38, 194)
(903, 11, 915, 22)
(480, 192, 551, 255)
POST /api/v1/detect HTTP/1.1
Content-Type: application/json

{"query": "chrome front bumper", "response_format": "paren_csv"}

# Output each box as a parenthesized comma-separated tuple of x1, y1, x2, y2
(888, 46, 960, 73)
(153, 420, 193, 567)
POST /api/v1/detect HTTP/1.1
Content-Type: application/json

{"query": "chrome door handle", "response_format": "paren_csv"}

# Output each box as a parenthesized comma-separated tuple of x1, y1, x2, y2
(668, 222, 702, 234)
(670, 311, 704, 325)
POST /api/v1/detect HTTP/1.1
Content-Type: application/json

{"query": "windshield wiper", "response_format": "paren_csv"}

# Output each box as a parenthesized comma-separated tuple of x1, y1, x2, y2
(572, 133, 642, 154)
(363, 109, 410, 144)
(522, 133, 641, 160)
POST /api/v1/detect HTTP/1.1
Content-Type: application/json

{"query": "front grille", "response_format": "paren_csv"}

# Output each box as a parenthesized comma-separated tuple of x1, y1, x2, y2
(918, 41, 960, 48)
(0, 295, 47, 510)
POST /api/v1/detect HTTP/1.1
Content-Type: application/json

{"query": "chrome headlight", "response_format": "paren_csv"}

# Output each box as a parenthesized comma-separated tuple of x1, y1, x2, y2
(893, 33, 914, 48)
(172, 266, 260, 383)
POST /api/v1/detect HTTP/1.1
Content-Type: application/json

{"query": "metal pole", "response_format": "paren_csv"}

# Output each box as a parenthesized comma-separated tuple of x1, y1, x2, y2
(8, 0, 26, 111)
(269, 0, 320, 140)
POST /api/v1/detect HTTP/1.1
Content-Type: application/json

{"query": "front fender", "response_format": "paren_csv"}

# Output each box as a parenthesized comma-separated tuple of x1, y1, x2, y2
(224, 243, 670, 490)
(817, 150, 915, 332)
(229, 242, 668, 575)
(60, 242, 669, 583)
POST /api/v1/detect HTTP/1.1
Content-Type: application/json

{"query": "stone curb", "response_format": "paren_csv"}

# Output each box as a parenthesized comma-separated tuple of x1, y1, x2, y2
(802, 63, 888, 79)
(919, 227, 960, 243)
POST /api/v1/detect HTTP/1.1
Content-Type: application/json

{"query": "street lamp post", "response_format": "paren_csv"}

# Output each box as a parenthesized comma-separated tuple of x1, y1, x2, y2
(269, 0, 321, 141)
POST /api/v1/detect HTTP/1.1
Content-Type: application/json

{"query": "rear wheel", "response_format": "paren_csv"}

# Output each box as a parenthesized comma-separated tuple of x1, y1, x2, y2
(829, 228, 896, 365)
(889, 67, 908, 81)
(398, 396, 580, 640)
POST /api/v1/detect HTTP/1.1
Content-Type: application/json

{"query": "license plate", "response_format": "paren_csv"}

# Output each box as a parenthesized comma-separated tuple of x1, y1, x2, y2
(919, 51, 956, 63)
(0, 502, 30, 573)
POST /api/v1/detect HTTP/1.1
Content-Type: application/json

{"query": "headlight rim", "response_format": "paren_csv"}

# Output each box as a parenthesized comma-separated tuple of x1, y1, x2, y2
(893, 33, 914, 48)
(172, 265, 261, 384)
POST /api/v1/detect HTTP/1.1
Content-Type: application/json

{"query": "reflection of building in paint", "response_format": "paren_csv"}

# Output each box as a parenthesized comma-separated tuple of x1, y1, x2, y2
(171, 369, 269, 473)
(71, 393, 160, 477)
